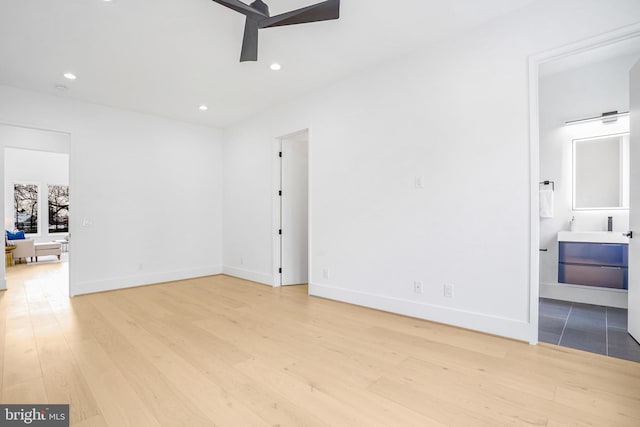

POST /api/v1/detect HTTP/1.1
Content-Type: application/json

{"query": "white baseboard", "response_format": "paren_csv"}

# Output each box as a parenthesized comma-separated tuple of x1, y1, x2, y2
(540, 282, 627, 308)
(222, 266, 273, 286)
(71, 265, 223, 296)
(309, 283, 532, 342)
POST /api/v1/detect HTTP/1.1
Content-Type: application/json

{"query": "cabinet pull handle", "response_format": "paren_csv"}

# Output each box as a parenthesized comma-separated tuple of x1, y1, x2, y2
(600, 266, 621, 270)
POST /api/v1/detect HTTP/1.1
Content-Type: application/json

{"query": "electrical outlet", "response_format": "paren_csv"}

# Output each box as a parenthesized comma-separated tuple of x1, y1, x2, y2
(444, 284, 454, 298)
(323, 268, 330, 279)
(414, 281, 424, 294)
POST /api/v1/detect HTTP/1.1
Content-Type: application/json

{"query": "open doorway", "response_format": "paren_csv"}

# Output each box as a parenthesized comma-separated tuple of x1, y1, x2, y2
(275, 130, 309, 287)
(533, 31, 640, 361)
(0, 124, 70, 297)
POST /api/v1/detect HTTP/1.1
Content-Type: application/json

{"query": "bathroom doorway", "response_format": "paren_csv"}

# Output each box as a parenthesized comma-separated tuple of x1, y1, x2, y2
(532, 29, 640, 361)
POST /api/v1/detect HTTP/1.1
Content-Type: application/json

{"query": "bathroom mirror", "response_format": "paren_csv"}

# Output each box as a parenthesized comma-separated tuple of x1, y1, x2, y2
(573, 133, 629, 210)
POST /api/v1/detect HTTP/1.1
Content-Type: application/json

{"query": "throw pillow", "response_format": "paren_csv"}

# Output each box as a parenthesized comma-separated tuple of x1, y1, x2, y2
(6, 230, 26, 240)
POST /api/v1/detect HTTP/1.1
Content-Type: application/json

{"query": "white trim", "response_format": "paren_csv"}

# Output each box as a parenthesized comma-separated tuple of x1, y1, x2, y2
(72, 265, 223, 296)
(531, 23, 640, 67)
(272, 138, 282, 287)
(310, 283, 532, 342)
(0, 277, 6, 291)
(528, 23, 640, 345)
(273, 128, 311, 288)
(222, 265, 272, 286)
(307, 128, 313, 297)
(0, 119, 72, 137)
(528, 54, 541, 345)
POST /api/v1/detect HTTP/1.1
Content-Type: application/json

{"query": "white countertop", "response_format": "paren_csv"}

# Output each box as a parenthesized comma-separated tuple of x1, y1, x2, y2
(557, 231, 629, 244)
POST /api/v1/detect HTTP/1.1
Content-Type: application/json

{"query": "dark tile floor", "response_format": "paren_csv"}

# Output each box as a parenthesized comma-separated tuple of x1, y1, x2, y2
(539, 298, 640, 362)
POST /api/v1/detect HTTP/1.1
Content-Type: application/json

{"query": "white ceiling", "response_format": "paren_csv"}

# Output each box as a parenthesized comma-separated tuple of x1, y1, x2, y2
(0, 0, 535, 128)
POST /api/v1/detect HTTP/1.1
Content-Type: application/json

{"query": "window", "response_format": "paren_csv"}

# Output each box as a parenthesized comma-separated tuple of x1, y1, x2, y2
(14, 183, 38, 234)
(48, 185, 69, 233)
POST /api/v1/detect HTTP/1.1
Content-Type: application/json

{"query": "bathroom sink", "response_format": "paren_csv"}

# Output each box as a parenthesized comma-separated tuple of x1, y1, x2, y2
(557, 231, 629, 244)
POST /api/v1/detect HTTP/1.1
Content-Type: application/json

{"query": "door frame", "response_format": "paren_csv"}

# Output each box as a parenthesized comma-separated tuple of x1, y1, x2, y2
(271, 129, 311, 288)
(528, 24, 640, 344)
(0, 120, 72, 295)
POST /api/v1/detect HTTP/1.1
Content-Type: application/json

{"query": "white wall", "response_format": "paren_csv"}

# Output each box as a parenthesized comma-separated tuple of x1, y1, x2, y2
(222, 0, 640, 342)
(4, 147, 70, 242)
(0, 86, 223, 295)
(539, 54, 637, 289)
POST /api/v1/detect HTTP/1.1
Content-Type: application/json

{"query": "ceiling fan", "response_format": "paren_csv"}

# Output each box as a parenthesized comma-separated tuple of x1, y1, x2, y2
(210, 0, 340, 62)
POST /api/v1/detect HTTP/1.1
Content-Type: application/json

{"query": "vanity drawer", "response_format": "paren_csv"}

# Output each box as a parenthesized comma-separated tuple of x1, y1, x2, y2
(558, 263, 627, 289)
(558, 242, 628, 267)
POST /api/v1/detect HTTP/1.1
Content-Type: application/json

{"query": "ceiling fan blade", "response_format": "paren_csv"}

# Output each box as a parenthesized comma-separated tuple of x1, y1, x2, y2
(259, 0, 339, 28)
(240, 18, 259, 62)
(210, 0, 267, 18)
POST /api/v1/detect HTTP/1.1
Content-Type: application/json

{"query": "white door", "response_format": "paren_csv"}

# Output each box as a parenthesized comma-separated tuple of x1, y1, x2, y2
(280, 136, 309, 286)
(629, 60, 640, 342)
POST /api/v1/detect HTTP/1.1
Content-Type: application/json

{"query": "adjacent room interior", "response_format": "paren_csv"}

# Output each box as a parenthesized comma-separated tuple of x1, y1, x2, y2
(1, 125, 70, 292)
(537, 36, 640, 361)
(1, 0, 640, 425)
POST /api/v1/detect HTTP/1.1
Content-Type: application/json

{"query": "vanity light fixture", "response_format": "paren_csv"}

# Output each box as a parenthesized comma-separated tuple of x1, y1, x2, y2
(565, 110, 629, 126)
(63, 72, 77, 80)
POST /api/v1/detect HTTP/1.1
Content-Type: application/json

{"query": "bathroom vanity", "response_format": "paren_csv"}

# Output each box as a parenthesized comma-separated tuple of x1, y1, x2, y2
(558, 231, 629, 289)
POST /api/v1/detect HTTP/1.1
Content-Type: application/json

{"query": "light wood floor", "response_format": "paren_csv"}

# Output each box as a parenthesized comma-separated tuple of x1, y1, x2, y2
(2, 261, 640, 426)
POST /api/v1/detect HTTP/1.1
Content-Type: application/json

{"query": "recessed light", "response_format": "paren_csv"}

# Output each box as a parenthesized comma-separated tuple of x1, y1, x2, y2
(63, 73, 77, 80)
(270, 63, 282, 71)
(199, 105, 208, 111)
(54, 84, 68, 91)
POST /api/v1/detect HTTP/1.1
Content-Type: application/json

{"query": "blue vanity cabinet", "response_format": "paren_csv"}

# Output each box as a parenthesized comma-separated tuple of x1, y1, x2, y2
(558, 242, 628, 289)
